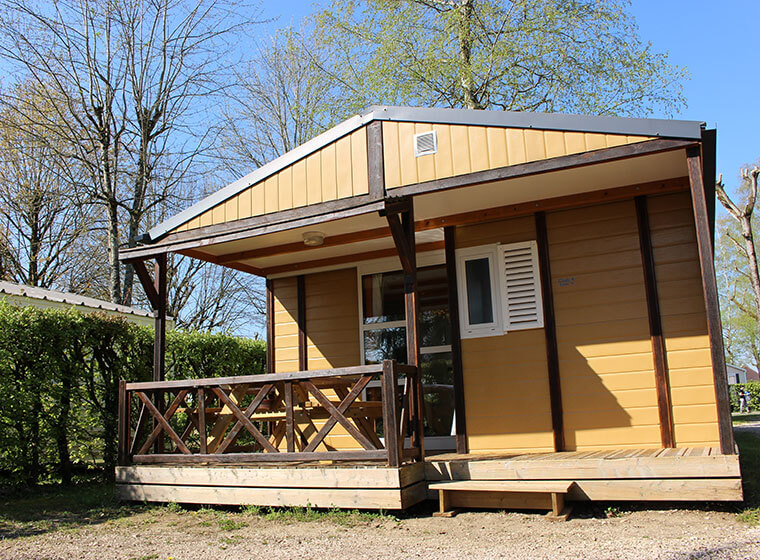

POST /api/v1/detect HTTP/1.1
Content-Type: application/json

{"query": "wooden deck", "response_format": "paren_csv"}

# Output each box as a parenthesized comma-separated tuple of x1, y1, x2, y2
(116, 446, 743, 509)
(425, 447, 743, 502)
(116, 461, 427, 510)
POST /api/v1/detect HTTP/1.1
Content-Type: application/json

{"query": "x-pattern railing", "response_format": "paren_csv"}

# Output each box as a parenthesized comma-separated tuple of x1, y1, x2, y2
(118, 360, 423, 467)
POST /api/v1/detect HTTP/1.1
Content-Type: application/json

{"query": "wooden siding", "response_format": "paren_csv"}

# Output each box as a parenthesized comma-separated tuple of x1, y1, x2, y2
(273, 277, 299, 374)
(305, 269, 362, 450)
(647, 192, 720, 447)
(382, 122, 653, 190)
(456, 216, 555, 454)
(548, 200, 662, 450)
(173, 128, 369, 233)
(273, 269, 362, 451)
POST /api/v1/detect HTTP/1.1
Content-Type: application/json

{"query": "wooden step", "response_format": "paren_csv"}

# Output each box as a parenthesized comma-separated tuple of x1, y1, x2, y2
(429, 480, 573, 493)
(431, 480, 574, 521)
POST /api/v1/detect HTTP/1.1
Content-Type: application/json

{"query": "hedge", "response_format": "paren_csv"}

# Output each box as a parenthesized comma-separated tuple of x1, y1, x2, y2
(731, 381, 760, 412)
(0, 302, 265, 486)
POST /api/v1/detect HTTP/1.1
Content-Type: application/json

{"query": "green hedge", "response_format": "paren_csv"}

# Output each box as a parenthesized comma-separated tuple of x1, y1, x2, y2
(0, 302, 265, 486)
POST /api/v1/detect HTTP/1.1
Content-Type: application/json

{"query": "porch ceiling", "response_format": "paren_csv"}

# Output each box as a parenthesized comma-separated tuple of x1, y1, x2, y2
(177, 147, 689, 277)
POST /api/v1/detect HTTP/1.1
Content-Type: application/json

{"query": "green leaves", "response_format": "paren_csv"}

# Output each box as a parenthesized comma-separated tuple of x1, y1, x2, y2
(0, 302, 265, 485)
(312, 0, 687, 116)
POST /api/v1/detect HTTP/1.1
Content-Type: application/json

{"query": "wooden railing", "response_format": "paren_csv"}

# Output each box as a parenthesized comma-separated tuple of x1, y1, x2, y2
(118, 360, 423, 467)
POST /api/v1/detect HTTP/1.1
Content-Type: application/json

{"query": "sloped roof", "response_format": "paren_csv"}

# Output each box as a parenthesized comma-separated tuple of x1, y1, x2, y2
(0, 281, 153, 318)
(147, 105, 704, 242)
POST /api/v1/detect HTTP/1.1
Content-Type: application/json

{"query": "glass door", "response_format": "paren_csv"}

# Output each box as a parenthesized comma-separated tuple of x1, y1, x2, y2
(360, 264, 455, 450)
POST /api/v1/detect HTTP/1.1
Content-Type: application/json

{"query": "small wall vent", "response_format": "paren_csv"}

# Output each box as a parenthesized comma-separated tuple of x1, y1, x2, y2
(414, 131, 437, 157)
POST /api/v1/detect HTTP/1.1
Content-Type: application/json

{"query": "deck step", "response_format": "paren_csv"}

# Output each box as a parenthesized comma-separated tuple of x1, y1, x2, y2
(429, 480, 573, 493)
(430, 480, 574, 520)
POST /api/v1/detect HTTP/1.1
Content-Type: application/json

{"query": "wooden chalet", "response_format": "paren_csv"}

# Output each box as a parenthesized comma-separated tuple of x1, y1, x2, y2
(116, 106, 742, 514)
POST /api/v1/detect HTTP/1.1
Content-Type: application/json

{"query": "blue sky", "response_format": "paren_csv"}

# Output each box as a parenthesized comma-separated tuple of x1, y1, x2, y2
(259, 0, 760, 197)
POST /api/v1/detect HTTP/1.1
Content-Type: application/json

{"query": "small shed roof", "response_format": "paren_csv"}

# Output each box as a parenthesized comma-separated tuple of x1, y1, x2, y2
(0, 281, 163, 326)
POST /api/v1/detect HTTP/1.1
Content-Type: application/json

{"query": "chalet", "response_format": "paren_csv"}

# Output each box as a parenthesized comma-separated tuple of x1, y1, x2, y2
(115, 106, 741, 518)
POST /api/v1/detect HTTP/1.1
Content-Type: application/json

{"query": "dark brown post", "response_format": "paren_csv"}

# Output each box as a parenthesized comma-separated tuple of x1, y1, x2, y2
(297, 275, 307, 371)
(402, 202, 425, 459)
(153, 254, 167, 382)
(266, 278, 275, 373)
(117, 380, 129, 465)
(284, 382, 295, 453)
(444, 226, 468, 454)
(367, 121, 386, 200)
(535, 212, 565, 452)
(686, 145, 735, 455)
(198, 387, 207, 454)
(382, 360, 400, 467)
(635, 196, 676, 448)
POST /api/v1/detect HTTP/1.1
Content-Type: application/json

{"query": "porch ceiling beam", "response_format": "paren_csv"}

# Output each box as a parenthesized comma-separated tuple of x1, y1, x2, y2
(260, 240, 444, 277)
(177, 248, 264, 276)
(215, 226, 392, 264)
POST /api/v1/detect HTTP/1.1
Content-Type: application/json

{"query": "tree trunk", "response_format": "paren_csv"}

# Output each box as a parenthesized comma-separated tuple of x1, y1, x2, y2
(740, 215, 760, 354)
(456, 0, 482, 110)
(107, 197, 122, 305)
(55, 363, 74, 485)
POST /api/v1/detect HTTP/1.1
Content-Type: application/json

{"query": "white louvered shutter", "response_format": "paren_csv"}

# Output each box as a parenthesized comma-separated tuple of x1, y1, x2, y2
(500, 241, 544, 331)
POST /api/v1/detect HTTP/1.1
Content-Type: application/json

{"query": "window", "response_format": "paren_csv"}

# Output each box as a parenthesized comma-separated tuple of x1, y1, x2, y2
(456, 241, 544, 338)
(455, 245, 502, 338)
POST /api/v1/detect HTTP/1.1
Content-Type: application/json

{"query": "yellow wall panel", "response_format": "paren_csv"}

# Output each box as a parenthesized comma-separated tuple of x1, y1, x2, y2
(450, 125, 471, 176)
(350, 128, 369, 195)
(414, 123, 436, 183)
(432, 124, 454, 179)
(456, 218, 554, 453)
(320, 142, 337, 201)
(264, 176, 278, 214)
(467, 126, 489, 172)
(382, 121, 401, 189)
(547, 200, 661, 451)
(278, 166, 293, 210)
(647, 191, 719, 448)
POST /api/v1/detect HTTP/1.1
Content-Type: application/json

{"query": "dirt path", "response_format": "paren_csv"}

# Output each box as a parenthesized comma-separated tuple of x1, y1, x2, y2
(3, 505, 760, 560)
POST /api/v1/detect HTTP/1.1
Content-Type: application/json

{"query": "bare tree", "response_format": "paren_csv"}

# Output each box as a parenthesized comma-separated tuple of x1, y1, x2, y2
(0, 83, 95, 289)
(0, 0, 259, 305)
(716, 166, 760, 356)
(218, 26, 341, 173)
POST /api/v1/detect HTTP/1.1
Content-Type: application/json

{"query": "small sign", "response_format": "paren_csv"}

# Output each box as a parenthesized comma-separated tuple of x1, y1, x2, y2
(558, 277, 575, 287)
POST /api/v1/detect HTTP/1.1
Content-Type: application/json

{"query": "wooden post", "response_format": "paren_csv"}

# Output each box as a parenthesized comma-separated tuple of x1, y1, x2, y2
(266, 278, 275, 373)
(444, 226, 468, 454)
(403, 202, 425, 460)
(686, 145, 735, 455)
(535, 212, 565, 452)
(198, 387, 207, 454)
(367, 121, 386, 200)
(285, 382, 295, 453)
(153, 254, 167, 382)
(297, 275, 307, 371)
(635, 196, 676, 448)
(384, 197, 425, 460)
(117, 380, 129, 466)
(382, 360, 400, 467)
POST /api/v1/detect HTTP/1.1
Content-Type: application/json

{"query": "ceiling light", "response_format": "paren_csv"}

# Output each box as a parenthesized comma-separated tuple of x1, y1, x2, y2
(302, 231, 325, 247)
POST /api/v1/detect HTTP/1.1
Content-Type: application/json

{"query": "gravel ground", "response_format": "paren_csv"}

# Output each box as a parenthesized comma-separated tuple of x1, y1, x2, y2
(2, 504, 760, 560)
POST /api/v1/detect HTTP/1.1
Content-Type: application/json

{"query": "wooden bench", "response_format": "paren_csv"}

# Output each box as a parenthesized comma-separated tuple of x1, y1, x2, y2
(429, 480, 574, 521)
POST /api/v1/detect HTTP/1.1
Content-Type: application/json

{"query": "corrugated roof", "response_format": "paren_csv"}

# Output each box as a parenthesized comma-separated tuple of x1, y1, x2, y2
(147, 105, 704, 242)
(0, 281, 154, 318)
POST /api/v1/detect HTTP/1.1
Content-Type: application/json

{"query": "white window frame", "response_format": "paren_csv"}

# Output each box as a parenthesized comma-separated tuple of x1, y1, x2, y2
(455, 244, 503, 339)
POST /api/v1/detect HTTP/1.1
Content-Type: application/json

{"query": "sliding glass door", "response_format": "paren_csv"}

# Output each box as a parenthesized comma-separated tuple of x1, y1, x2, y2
(360, 264, 455, 450)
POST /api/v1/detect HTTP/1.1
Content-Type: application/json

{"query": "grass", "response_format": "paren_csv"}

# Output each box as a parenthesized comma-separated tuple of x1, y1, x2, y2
(0, 482, 142, 539)
(735, 429, 760, 526)
(732, 412, 760, 425)
(242, 503, 396, 526)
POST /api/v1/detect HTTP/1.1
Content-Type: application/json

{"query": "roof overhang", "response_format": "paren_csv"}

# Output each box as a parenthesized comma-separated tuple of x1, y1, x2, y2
(143, 106, 704, 243)
(121, 136, 697, 277)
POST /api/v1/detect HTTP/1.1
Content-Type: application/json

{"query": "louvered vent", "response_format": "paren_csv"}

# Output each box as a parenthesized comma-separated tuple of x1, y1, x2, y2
(500, 241, 544, 330)
(414, 131, 437, 157)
